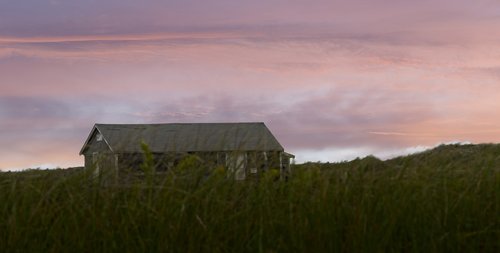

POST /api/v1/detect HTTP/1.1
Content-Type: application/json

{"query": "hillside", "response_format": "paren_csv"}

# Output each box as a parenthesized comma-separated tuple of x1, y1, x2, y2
(0, 144, 498, 252)
(296, 143, 500, 172)
(387, 143, 500, 169)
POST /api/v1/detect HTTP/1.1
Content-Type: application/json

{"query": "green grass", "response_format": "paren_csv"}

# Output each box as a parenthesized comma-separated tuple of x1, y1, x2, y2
(0, 144, 498, 252)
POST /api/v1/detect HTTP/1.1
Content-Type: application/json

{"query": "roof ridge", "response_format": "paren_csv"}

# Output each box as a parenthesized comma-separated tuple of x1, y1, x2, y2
(96, 122, 265, 126)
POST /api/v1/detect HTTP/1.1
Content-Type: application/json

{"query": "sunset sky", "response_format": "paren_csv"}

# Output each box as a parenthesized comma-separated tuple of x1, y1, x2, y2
(1, 0, 500, 170)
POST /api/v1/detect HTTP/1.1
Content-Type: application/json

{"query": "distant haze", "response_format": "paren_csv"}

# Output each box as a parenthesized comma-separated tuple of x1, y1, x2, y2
(1, 0, 500, 169)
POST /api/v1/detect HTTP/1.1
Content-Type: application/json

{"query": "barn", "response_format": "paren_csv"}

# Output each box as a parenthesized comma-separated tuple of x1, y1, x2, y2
(79, 122, 295, 180)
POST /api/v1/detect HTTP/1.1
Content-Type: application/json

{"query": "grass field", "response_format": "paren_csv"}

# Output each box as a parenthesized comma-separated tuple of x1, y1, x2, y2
(0, 144, 498, 252)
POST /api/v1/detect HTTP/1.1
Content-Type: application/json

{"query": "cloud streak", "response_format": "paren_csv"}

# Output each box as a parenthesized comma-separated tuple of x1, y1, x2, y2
(1, 0, 500, 169)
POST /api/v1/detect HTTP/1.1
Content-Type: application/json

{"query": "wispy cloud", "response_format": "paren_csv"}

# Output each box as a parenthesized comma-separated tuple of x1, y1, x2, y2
(1, 0, 500, 169)
(368, 132, 437, 137)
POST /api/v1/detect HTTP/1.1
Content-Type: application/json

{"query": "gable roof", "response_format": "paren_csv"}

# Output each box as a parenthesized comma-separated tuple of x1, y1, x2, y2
(80, 122, 284, 154)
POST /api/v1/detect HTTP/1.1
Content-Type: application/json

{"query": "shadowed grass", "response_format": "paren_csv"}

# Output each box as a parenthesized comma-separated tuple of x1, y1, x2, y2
(0, 144, 498, 252)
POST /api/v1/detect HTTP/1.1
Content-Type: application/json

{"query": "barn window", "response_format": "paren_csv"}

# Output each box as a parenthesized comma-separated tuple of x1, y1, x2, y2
(249, 152, 258, 174)
(96, 133, 103, 141)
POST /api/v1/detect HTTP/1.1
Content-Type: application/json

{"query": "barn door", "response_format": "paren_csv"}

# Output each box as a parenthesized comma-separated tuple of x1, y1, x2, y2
(92, 152, 100, 176)
(226, 153, 246, 180)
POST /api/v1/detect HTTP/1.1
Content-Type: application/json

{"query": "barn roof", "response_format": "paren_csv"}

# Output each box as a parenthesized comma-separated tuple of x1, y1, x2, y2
(80, 122, 285, 154)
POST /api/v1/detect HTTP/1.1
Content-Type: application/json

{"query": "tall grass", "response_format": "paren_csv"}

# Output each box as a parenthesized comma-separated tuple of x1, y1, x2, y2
(0, 144, 498, 252)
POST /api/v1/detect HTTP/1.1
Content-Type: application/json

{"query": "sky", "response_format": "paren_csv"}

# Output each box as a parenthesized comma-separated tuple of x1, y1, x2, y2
(1, 0, 500, 170)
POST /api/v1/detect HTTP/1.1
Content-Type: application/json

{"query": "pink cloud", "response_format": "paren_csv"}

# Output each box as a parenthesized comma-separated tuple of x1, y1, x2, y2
(2, 1, 500, 169)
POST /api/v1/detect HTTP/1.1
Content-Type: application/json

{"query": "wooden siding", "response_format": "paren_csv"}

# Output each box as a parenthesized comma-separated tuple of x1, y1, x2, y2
(82, 128, 292, 179)
(83, 130, 113, 170)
